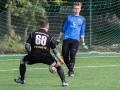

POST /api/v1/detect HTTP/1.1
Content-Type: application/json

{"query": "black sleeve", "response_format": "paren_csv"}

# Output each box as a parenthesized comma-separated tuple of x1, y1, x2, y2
(50, 37, 57, 49)
(26, 32, 32, 44)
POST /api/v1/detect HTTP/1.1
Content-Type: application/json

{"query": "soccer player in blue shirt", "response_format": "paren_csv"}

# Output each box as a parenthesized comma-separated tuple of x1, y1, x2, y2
(56, 2, 88, 76)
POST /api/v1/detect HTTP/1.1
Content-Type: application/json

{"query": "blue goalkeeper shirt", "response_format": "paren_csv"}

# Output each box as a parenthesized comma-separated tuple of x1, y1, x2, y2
(61, 14, 86, 42)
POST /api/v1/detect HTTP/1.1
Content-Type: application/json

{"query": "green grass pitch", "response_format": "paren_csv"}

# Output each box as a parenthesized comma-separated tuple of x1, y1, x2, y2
(0, 54, 120, 90)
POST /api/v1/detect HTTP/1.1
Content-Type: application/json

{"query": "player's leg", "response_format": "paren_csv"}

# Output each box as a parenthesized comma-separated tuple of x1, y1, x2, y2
(62, 39, 70, 69)
(20, 59, 26, 81)
(55, 62, 69, 86)
(69, 40, 79, 76)
(43, 56, 69, 86)
(14, 58, 26, 84)
(14, 54, 37, 84)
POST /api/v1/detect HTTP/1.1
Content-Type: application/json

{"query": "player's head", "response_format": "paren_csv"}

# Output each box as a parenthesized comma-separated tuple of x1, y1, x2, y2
(40, 20, 49, 32)
(73, 2, 82, 16)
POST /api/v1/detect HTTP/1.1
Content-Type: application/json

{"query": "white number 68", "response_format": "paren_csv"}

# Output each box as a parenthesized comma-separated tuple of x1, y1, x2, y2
(35, 35, 47, 45)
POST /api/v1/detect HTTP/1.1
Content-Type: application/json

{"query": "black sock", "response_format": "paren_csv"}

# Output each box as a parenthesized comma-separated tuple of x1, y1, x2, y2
(69, 63, 74, 73)
(19, 64, 26, 81)
(56, 66, 65, 82)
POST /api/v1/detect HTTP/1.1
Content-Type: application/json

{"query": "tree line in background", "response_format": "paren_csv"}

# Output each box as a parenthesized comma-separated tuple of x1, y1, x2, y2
(0, 0, 67, 43)
(0, 0, 67, 53)
(0, 0, 120, 53)
(0, 0, 120, 35)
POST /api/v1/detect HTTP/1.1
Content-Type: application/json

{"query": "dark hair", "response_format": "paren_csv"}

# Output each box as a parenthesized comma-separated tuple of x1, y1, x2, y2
(40, 20, 49, 28)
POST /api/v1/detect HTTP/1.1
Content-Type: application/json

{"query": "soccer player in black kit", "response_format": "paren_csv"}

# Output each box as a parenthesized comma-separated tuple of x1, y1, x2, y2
(14, 20, 69, 86)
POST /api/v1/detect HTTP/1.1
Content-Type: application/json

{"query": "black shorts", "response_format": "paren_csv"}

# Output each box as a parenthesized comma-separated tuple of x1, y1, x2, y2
(23, 53, 57, 65)
(62, 38, 79, 56)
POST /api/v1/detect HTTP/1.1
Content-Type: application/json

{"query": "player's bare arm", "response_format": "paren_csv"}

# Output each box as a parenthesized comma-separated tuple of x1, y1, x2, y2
(80, 35, 88, 50)
(58, 32, 64, 39)
(52, 48, 65, 64)
(56, 32, 64, 45)
(80, 35, 85, 43)
(56, 53, 65, 64)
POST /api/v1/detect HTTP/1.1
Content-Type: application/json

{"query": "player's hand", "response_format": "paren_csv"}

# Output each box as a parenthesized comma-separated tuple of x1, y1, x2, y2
(59, 59, 65, 64)
(81, 43, 88, 50)
(56, 39, 60, 45)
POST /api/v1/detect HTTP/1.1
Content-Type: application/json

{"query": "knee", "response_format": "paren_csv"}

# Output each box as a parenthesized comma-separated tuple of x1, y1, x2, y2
(55, 62, 61, 67)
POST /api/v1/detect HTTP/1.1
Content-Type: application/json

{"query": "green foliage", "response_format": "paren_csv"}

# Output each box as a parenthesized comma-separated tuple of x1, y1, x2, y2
(0, 41, 25, 54)
(43, 0, 67, 12)
(0, 29, 25, 54)
(88, 45, 119, 52)
(5, 0, 47, 31)
(3, 29, 21, 43)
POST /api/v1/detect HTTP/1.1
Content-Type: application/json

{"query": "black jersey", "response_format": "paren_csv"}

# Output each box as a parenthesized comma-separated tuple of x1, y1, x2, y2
(26, 29, 56, 55)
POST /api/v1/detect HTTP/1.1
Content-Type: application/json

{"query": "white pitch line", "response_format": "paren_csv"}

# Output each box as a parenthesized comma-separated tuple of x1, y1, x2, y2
(74, 65, 120, 68)
(0, 64, 120, 72)
(0, 59, 19, 61)
(0, 68, 48, 72)
(76, 56, 120, 58)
